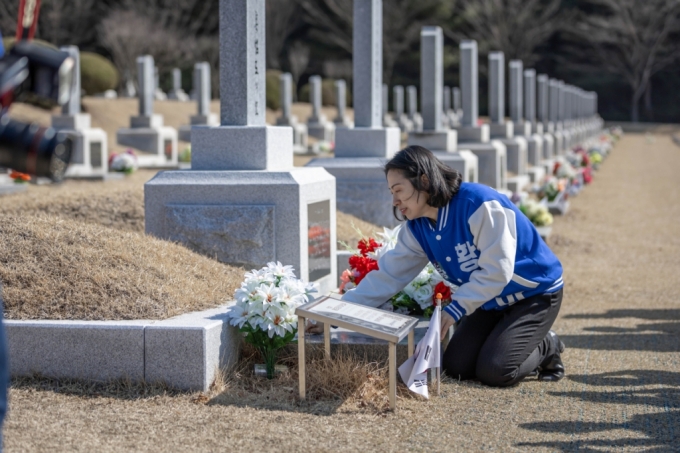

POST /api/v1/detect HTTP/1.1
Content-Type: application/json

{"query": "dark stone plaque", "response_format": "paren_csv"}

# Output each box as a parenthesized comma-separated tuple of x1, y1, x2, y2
(90, 142, 102, 169)
(307, 200, 331, 281)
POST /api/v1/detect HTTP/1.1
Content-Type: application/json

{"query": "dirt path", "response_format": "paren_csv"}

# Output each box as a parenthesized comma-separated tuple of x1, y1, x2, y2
(4, 133, 680, 452)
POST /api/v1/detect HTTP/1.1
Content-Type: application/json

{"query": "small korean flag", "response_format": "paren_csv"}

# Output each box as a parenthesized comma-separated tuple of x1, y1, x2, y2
(398, 304, 441, 398)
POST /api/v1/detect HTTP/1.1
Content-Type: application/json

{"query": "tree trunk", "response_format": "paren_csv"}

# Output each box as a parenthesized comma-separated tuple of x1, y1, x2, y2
(644, 81, 653, 120)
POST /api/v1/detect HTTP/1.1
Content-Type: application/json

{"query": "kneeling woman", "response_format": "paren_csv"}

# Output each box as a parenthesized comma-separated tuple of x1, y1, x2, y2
(341, 145, 565, 386)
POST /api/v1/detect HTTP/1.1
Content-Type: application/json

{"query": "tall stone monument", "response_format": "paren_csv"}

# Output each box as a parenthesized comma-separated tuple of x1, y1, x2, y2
(307, 0, 402, 227)
(443, 86, 457, 128)
(523, 69, 546, 184)
(452, 86, 462, 119)
(117, 55, 178, 167)
(382, 83, 398, 127)
(406, 85, 424, 132)
(407, 26, 478, 183)
(168, 68, 189, 101)
(306, 75, 335, 142)
(452, 40, 506, 191)
(51, 45, 109, 179)
(276, 72, 308, 154)
(537, 73, 555, 162)
(179, 62, 219, 142)
(548, 78, 564, 155)
(146, 0, 337, 293)
(393, 85, 413, 132)
(333, 79, 353, 129)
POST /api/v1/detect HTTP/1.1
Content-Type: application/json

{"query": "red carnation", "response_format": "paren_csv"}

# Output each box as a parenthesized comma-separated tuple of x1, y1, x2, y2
(432, 282, 452, 305)
(357, 237, 381, 257)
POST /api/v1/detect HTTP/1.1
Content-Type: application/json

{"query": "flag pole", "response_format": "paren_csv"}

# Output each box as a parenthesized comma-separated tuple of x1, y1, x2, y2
(435, 293, 442, 397)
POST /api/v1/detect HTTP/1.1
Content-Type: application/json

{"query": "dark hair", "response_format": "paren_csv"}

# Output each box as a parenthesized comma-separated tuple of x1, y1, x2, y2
(384, 145, 463, 221)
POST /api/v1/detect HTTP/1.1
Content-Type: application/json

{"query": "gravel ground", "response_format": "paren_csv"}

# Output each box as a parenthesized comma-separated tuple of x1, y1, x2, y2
(4, 133, 680, 452)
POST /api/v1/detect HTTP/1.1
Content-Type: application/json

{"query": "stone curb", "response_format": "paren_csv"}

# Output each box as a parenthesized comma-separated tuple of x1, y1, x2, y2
(6, 303, 242, 392)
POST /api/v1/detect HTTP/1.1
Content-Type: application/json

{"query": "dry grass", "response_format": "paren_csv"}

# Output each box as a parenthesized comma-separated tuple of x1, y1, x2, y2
(211, 344, 421, 415)
(0, 214, 244, 320)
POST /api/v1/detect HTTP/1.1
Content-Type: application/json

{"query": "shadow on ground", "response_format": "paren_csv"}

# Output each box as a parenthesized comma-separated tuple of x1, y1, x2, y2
(517, 370, 680, 451)
(561, 309, 680, 352)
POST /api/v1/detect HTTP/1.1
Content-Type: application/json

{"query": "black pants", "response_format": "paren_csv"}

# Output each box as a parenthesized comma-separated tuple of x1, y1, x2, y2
(443, 289, 563, 387)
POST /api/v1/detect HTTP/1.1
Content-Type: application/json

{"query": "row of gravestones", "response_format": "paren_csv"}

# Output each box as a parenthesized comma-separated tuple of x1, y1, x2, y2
(144, 0, 601, 295)
(47, 48, 217, 179)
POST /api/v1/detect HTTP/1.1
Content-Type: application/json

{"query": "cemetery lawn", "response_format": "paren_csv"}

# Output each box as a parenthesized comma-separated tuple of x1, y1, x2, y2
(5, 132, 680, 451)
(0, 169, 380, 320)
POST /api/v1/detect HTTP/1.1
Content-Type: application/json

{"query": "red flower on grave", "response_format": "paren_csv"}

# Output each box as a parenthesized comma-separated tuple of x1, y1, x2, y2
(432, 282, 451, 305)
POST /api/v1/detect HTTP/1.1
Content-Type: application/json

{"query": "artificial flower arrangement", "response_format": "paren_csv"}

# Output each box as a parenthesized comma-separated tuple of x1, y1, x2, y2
(339, 226, 458, 318)
(109, 149, 138, 174)
(537, 175, 568, 203)
(519, 197, 554, 227)
(9, 170, 30, 183)
(178, 145, 191, 163)
(227, 262, 316, 379)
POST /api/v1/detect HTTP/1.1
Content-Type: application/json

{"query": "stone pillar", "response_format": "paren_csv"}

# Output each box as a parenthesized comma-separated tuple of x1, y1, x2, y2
(275, 72, 308, 153)
(509, 60, 529, 137)
(453, 87, 461, 115)
(52, 45, 109, 178)
(408, 26, 467, 158)
(382, 83, 397, 128)
(394, 85, 412, 132)
(169, 68, 189, 101)
(307, 75, 335, 142)
(179, 62, 218, 142)
(488, 51, 512, 138)
(536, 74, 555, 161)
(147, 0, 337, 293)
(460, 40, 478, 128)
(333, 79, 352, 128)
(117, 55, 178, 167)
(406, 85, 423, 131)
(307, 0, 399, 227)
(451, 40, 504, 190)
(522, 68, 545, 181)
(138, 56, 154, 117)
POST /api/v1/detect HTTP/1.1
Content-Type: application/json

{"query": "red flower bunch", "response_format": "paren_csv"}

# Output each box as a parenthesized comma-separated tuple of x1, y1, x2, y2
(340, 236, 383, 291)
(433, 282, 451, 305)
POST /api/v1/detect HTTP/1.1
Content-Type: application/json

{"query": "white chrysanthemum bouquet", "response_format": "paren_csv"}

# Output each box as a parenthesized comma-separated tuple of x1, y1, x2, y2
(227, 261, 316, 379)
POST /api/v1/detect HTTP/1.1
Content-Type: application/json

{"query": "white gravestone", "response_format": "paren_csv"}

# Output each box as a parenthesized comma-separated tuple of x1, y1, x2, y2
(146, 0, 337, 294)
(275, 72, 309, 154)
(407, 26, 478, 184)
(307, 0, 402, 227)
(179, 62, 219, 142)
(452, 40, 506, 191)
(51, 45, 109, 179)
(117, 55, 178, 168)
(306, 75, 335, 142)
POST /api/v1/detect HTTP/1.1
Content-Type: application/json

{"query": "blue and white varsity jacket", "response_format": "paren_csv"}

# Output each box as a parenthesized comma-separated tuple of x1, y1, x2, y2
(342, 182, 564, 322)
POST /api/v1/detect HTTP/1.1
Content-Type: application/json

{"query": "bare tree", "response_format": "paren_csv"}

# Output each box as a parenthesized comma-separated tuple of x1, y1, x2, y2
(99, 10, 189, 90)
(566, 0, 680, 122)
(266, 0, 303, 70)
(297, 0, 452, 84)
(447, 0, 565, 66)
(287, 40, 310, 97)
(0, 2, 20, 38)
(37, 0, 105, 48)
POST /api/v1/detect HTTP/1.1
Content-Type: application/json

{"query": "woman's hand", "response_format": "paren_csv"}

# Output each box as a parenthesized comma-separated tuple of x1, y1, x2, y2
(440, 311, 455, 341)
(305, 319, 324, 334)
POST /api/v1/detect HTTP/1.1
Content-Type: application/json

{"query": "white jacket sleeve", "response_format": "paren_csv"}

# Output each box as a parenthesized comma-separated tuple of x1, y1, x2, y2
(341, 225, 430, 308)
(446, 200, 517, 319)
